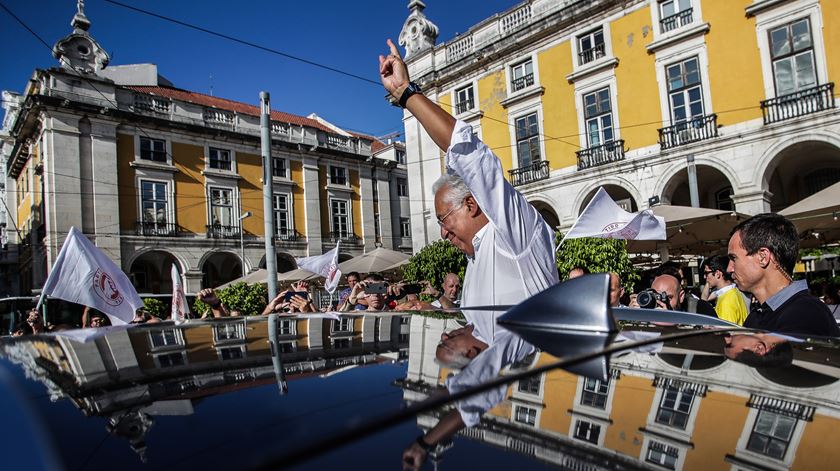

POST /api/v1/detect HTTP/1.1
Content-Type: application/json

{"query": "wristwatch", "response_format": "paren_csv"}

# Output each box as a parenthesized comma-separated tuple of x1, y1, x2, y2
(398, 81, 422, 108)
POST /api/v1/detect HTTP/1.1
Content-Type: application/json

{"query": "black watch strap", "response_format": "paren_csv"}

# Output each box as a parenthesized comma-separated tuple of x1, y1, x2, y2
(415, 435, 433, 452)
(399, 82, 421, 108)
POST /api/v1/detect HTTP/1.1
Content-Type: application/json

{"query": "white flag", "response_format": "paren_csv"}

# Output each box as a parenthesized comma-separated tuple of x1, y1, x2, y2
(40, 227, 143, 325)
(563, 187, 666, 242)
(171, 264, 190, 324)
(295, 243, 342, 294)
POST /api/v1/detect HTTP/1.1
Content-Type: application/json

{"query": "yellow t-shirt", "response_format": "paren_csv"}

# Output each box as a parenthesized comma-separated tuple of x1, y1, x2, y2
(715, 286, 748, 325)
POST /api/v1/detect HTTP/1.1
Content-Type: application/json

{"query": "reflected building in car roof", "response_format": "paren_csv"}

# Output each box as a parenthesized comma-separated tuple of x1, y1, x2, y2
(402, 319, 840, 470)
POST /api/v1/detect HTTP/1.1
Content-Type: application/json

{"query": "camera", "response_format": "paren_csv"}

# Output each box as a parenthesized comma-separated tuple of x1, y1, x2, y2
(637, 289, 670, 309)
(364, 282, 388, 295)
(401, 283, 423, 295)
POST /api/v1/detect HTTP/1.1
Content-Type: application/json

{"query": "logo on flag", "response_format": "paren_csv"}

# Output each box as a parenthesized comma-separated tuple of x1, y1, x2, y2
(93, 269, 125, 307)
(560, 187, 665, 247)
(296, 242, 342, 294)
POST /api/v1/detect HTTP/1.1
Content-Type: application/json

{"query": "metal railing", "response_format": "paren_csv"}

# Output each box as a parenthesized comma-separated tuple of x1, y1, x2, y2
(761, 83, 835, 124)
(660, 8, 693, 33)
(578, 43, 606, 65)
(576, 140, 625, 170)
(508, 160, 550, 186)
(511, 73, 535, 92)
(135, 221, 179, 237)
(275, 230, 303, 243)
(455, 98, 474, 114)
(206, 224, 240, 239)
(326, 232, 361, 244)
(658, 114, 718, 149)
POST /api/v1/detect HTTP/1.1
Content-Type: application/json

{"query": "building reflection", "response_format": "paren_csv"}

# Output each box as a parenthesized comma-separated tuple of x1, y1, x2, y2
(0, 313, 410, 461)
(402, 318, 840, 470)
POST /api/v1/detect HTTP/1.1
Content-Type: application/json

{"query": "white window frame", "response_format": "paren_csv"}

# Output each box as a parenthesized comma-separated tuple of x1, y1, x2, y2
(513, 111, 542, 168)
(279, 319, 296, 336)
(206, 185, 239, 229)
(134, 133, 173, 166)
(217, 345, 247, 361)
(753, 0, 828, 100)
(272, 156, 289, 179)
(513, 373, 544, 399)
(400, 217, 410, 238)
(273, 192, 294, 238)
(396, 177, 408, 198)
(505, 53, 540, 97)
(329, 197, 352, 237)
(582, 86, 616, 148)
(138, 178, 174, 226)
(395, 149, 406, 165)
(213, 320, 246, 345)
(665, 56, 706, 124)
(512, 404, 539, 427)
(572, 372, 619, 418)
(139, 136, 169, 164)
(642, 439, 682, 470)
(733, 406, 808, 467)
(572, 419, 603, 445)
(329, 165, 349, 187)
(652, 39, 714, 129)
(153, 351, 187, 368)
(147, 328, 185, 351)
(574, 73, 622, 150)
(453, 82, 477, 116)
(570, 21, 615, 77)
(207, 146, 235, 172)
(331, 317, 353, 333)
(507, 103, 546, 170)
(577, 27, 607, 66)
(767, 18, 818, 96)
(651, 0, 702, 36)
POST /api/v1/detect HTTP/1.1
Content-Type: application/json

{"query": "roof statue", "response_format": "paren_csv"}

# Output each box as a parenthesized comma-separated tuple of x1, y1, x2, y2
(52, 0, 110, 74)
(398, 0, 439, 60)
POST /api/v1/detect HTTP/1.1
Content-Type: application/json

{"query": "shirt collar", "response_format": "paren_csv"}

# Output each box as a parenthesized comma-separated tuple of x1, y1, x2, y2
(469, 223, 491, 260)
(712, 284, 737, 297)
(765, 279, 809, 311)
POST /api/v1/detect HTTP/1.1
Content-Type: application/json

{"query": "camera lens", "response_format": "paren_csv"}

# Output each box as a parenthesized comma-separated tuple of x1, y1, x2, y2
(637, 290, 657, 309)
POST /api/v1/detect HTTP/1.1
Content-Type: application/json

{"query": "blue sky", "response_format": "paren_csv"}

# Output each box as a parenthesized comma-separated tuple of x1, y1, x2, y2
(1, 0, 518, 139)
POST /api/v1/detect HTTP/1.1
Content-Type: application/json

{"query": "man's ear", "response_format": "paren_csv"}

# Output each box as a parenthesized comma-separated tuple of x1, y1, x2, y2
(757, 248, 772, 268)
(464, 195, 481, 217)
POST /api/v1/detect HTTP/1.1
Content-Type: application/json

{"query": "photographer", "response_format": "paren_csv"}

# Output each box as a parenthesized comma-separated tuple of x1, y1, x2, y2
(639, 273, 717, 317)
(262, 281, 316, 314)
(343, 273, 393, 312)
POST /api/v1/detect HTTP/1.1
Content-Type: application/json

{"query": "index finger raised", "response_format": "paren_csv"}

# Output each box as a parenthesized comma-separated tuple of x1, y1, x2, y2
(387, 38, 401, 58)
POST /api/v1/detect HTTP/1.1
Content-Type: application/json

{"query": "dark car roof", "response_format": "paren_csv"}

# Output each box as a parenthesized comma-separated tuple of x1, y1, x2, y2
(1, 309, 839, 470)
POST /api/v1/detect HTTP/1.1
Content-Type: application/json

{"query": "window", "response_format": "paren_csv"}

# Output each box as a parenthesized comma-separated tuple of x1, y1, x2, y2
(219, 346, 244, 361)
(273, 157, 287, 178)
(455, 85, 475, 114)
(140, 180, 168, 224)
(655, 387, 695, 429)
(715, 187, 734, 211)
(514, 405, 537, 426)
(209, 147, 232, 170)
(580, 377, 610, 409)
(400, 217, 410, 238)
(583, 88, 614, 147)
(770, 18, 817, 96)
(331, 199, 351, 237)
(330, 166, 347, 185)
(511, 59, 534, 92)
(333, 338, 351, 349)
(279, 319, 296, 335)
(156, 352, 185, 368)
(273, 194, 291, 237)
(804, 168, 840, 196)
(213, 322, 245, 343)
(332, 317, 352, 333)
(646, 441, 679, 469)
(395, 149, 406, 165)
(578, 28, 606, 65)
(667, 57, 704, 124)
(149, 329, 180, 348)
(518, 375, 541, 395)
(660, 0, 693, 33)
(397, 178, 408, 197)
(747, 410, 796, 459)
(209, 188, 234, 227)
(280, 342, 297, 353)
(515, 113, 541, 167)
(573, 420, 601, 444)
(140, 137, 167, 162)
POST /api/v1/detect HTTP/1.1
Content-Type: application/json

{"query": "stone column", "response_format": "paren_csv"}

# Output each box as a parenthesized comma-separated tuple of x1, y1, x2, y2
(359, 165, 376, 250)
(302, 157, 322, 255)
(376, 168, 394, 249)
(731, 190, 773, 216)
(184, 270, 204, 293)
(89, 117, 121, 266)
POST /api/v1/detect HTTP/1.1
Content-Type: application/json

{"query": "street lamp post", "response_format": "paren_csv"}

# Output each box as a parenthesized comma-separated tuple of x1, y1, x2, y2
(239, 211, 252, 277)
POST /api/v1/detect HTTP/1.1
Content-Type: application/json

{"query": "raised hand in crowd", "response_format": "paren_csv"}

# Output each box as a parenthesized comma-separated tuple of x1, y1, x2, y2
(197, 288, 229, 317)
(26, 309, 46, 334)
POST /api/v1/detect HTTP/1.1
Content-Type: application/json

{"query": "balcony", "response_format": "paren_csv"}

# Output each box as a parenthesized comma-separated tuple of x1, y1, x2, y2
(511, 73, 535, 93)
(578, 43, 606, 66)
(761, 83, 835, 125)
(275, 230, 303, 244)
(660, 8, 693, 33)
(135, 221, 179, 237)
(455, 98, 474, 115)
(206, 224, 240, 239)
(576, 140, 625, 170)
(508, 160, 550, 187)
(658, 114, 718, 150)
(326, 232, 361, 245)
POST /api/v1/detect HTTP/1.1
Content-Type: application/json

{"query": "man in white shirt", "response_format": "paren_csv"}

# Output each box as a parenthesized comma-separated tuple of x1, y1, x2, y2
(380, 39, 559, 470)
(430, 272, 461, 309)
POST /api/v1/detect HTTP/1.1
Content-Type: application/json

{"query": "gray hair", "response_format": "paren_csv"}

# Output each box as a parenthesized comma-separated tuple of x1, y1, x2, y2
(432, 173, 472, 207)
(434, 351, 472, 370)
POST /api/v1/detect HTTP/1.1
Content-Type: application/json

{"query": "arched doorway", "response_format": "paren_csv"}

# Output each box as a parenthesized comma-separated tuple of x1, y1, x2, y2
(764, 141, 840, 212)
(259, 252, 298, 273)
(531, 201, 560, 230)
(579, 185, 638, 214)
(129, 250, 180, 294)
(201, 252, 242, 289)
(662, 165, 735, 210)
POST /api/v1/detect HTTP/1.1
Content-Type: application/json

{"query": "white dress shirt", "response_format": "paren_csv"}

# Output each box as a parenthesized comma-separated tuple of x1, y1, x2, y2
(446, 120, 560, 343)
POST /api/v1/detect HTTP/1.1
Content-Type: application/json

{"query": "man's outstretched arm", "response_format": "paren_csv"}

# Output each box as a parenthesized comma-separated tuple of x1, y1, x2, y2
(379, 39, 455, 152)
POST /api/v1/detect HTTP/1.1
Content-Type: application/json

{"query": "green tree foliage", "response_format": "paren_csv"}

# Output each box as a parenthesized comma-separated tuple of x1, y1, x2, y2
(142, 297, 167, 319)
(555, 232, 640, 292)
(193, 282, 268, 317)
(402, 240, 467, 290)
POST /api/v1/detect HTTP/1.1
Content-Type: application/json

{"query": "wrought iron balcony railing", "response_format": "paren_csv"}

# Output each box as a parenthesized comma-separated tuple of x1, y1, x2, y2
(761, 83, 835, 125)
(576, 139, 626, 170)
(206, 224, 240, 239)
(135, 221, 179, 237)
(658, 114, 718, 150)
(508, 160, 550, 186)
(578, 43, 606, 65)
(660, 8, 693, 33)
(326, 232, 361, 244)
(455, 98, 474, 114)
(511, 73, 535, 92)
(275, 230, 303, 243)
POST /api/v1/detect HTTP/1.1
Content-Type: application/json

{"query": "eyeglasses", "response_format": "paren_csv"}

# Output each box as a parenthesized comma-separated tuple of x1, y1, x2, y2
(437, 203, 463, 227)
(703, 270, 714, 277)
